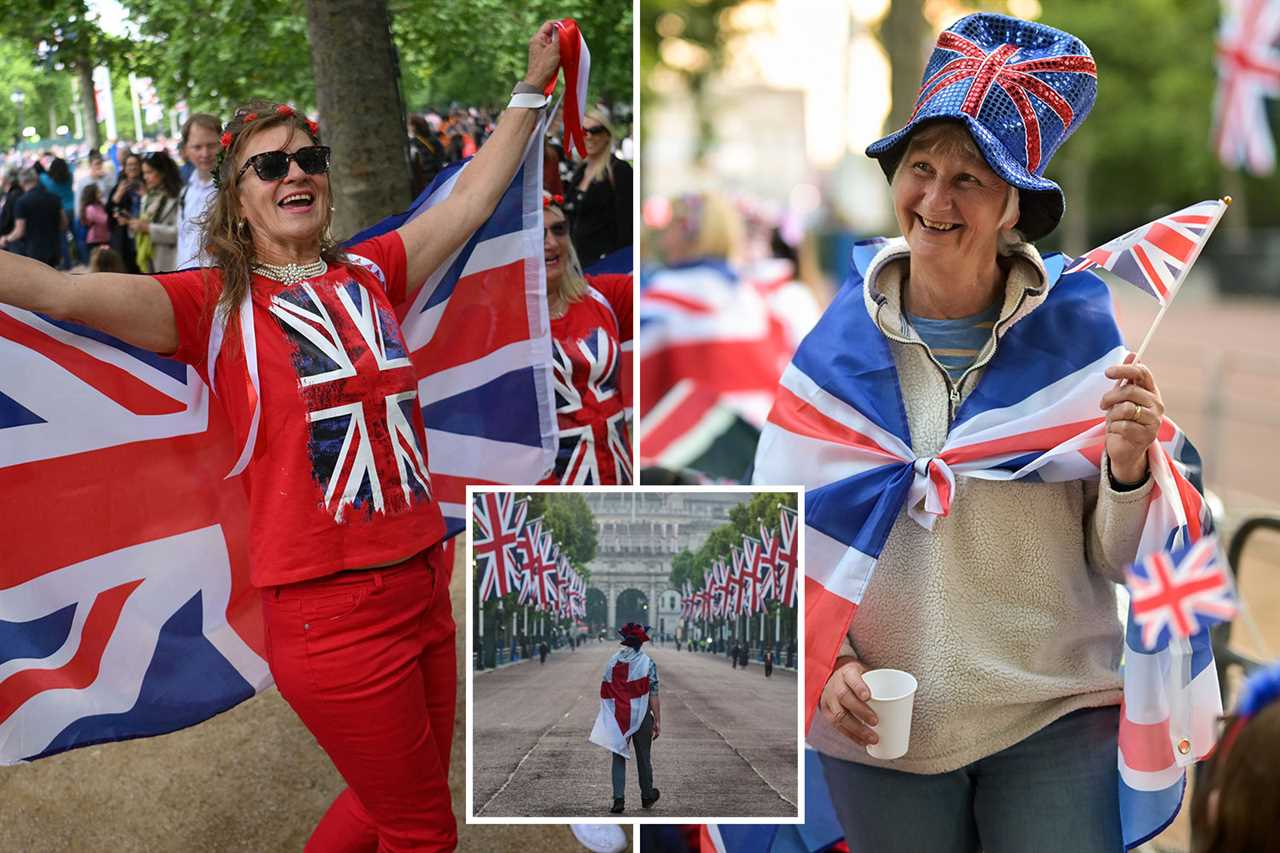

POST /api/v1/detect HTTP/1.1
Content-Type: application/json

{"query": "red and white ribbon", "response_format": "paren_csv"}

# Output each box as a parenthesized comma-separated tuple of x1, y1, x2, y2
(545, 18, 592, 157)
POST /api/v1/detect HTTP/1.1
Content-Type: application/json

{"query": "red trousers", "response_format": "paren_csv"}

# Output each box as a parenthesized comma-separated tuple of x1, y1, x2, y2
(261, 546, 457, 852)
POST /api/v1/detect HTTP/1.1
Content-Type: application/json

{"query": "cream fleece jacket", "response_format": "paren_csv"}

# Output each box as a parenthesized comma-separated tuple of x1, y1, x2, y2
(806, 239, 1155, 774)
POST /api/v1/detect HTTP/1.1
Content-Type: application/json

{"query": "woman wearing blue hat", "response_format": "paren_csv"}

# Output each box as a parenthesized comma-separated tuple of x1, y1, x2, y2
(763, 13, 1178, 852)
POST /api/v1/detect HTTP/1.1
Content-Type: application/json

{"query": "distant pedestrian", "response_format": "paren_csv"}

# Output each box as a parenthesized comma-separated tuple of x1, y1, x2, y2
(88, 245, 126, 273)
(539, 640, 549, 665)
(0, 168, 65, 266)
(764, 649, 774, 678)
(589, 622, 660, 814)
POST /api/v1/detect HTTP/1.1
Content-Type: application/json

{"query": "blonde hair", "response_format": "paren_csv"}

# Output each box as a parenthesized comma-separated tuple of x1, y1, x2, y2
(202, 100, 343, 320)
(892, 120, 1024, 254)
(546, 201, 587, 304)
(671, 192, 743, 261)
(580, 108, 618, 186)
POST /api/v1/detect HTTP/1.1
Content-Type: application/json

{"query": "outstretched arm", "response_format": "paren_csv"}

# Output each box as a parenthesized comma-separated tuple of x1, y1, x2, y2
(396, 21, 561, 295)
(0, 251, 178, 354)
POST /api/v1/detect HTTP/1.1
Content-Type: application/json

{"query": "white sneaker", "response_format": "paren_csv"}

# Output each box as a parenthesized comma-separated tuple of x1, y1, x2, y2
(571, 822, 629, 853)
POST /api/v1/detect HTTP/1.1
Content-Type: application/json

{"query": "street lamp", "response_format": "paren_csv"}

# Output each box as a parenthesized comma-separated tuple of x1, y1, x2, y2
(10, 90, 26, 149)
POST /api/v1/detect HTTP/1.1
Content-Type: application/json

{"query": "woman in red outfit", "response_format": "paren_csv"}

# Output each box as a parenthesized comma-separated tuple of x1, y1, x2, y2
(540, 193, 632, 485)
(0, 26, 561, 852)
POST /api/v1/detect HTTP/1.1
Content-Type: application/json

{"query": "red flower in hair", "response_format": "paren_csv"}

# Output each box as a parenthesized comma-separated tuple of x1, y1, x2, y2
(542, 193, 565, 209)
(306, 119, 319, 136)
(276, 104, 295, 117)
(245, 112, 258, 123)
(220, 131, 233, 149)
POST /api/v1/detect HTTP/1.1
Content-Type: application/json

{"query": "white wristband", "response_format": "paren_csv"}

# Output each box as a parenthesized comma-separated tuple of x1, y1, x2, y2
(507, 92, 550, 110)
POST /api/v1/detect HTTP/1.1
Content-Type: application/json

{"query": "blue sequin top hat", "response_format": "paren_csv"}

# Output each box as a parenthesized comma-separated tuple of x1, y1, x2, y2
(866, 13, 1097, 241)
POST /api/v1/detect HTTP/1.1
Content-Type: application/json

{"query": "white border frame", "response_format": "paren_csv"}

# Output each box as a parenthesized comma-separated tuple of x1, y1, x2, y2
(464, 483, 806, 826)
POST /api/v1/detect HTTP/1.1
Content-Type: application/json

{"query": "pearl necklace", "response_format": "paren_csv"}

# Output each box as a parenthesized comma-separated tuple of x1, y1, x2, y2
(253, 258, 328, 286)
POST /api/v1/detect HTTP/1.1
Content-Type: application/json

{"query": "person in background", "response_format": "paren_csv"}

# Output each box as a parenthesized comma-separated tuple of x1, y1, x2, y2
(0, 168, 22, 242)
(118, 151, 182, 274)
(539, 193, 632, 485)
(39, 157, 76, 268)
(1191, 664, 1280, 853)
(0, 168, 65, 265)
(73, 151, 116, 263)
(408, 113, 448, 199)
(87, 245, 126, 273)
(175, 114, 222, 269)
(79, 183, 111, 255)
(565, 107, 632, 267)
(106, 151, 144, 273)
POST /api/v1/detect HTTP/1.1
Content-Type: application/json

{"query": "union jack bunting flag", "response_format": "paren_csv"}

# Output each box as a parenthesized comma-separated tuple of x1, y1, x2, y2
(1127, 535, 1237, 650)
(1064, 200, 1228, 306)
(530, 540, 560, 613)
(739, 538, 761, 616)
(726, 547, 744, 617)
(710, 559, 728, 618)
(347, 114, 558, 532)
(680, 582, 693, 620)
(777, 506, 799, 608)
(757, 523, 779, 609)
(474, 493, 528, 602)
(754, 238, 1220, 848)
(1214, 0, 1280, 175)
(515, 515, 544, 607)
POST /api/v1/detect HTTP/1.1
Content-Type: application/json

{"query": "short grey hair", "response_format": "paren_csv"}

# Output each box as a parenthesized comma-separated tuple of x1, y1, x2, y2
(18, 167, 38, 186)
(890, 121, 1025, 255)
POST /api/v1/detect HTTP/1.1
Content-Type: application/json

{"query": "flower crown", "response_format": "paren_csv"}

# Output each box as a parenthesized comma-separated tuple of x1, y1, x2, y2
(211, 104, 321, 189)
(542, 192, 565, 209)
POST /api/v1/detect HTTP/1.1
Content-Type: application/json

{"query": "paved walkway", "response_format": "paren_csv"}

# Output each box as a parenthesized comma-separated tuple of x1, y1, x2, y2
(473, 644, 797, 819)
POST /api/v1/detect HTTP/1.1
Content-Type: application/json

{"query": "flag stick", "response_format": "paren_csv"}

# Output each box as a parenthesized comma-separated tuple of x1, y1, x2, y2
(1134, 197, 1232, 361)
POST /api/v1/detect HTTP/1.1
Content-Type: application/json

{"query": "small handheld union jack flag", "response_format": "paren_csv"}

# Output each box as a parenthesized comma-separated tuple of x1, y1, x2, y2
(1066, 199, 1229, 307)
(1126, 535, 1238, 651)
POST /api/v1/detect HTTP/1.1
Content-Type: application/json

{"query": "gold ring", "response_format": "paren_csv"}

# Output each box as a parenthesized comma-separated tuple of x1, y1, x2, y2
(1134, 403, 1144, 421)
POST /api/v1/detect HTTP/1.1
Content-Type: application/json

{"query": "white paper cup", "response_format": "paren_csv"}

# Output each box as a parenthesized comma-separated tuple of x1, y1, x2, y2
(863, 668, 918, 760)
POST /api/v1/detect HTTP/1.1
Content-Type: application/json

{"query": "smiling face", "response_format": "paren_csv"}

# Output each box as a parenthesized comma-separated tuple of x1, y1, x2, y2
(235, 123, 328, 261)
(544, 205, 571, 289)
(583, 121, 611, 159)
(892, 128, 1015, 268)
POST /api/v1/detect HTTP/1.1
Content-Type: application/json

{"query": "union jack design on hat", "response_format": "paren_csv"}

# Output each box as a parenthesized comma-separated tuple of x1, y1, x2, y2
(866, 13, 1097, 240)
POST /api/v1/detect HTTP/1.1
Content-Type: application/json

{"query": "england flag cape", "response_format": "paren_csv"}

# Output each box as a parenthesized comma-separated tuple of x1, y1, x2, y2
(0, 116, 556, 765)
(589, 647, 652, 758)
(753, 238, 1220, 849)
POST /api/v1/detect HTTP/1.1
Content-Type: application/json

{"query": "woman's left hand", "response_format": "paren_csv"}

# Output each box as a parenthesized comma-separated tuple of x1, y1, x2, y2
(524, 21, 561, 90)
(1100, 353, 1164, 485)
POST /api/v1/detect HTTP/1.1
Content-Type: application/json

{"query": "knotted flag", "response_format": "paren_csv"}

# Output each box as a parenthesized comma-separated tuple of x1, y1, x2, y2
(754, 238, 1220, 848)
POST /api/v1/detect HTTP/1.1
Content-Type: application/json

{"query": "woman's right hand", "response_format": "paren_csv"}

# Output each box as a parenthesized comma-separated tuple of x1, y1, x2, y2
(820, 657, 880, 747)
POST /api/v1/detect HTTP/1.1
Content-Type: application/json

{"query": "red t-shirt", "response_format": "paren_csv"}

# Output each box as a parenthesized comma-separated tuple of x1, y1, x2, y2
(542, 273, 633, 485)
(155, 232, 446, 587)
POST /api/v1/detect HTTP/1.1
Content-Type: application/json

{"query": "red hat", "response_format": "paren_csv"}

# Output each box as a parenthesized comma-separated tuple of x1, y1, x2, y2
(618, 623, 651, 644)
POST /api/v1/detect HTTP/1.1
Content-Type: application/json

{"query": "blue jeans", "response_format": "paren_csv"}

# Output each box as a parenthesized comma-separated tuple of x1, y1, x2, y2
(818, 706, 1123, 853)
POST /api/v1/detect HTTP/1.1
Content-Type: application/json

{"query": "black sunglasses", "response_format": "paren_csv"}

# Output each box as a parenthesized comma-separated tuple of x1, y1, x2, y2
(544, 221, 569, 237)
(583, 125, 609, 136)
(236, 145, 331, 184)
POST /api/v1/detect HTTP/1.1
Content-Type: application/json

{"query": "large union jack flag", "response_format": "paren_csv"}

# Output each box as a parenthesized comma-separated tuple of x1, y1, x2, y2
(0, 114, 558, 765)
(913, 30, 1097, 173)
(1065, 200, 1228, 306)
(1214, 0, 1280, 175)
(754, 238, 1221, 849)
(474, 492, 528, 602)
(1127, 535, 1237, 650)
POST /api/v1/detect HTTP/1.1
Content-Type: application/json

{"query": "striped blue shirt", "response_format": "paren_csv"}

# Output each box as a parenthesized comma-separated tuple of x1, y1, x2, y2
(903, 302, 1000, 382)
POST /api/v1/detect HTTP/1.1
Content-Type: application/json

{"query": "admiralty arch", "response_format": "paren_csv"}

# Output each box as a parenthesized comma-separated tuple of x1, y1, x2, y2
(584, 491, 749, 638)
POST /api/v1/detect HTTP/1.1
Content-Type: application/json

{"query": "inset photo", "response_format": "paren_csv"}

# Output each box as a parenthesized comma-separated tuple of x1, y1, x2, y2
(466, 487, 801, 821)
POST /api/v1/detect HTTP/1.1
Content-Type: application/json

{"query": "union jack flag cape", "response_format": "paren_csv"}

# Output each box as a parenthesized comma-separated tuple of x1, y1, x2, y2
(753, 238, 1220, 848)
(0, 116, 557, 765)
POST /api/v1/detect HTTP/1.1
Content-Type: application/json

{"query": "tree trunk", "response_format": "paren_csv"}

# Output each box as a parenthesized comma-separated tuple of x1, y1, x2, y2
(879, 0, 930, 132)
(76, 58, 101, 152)
(304, 0, 410, 242)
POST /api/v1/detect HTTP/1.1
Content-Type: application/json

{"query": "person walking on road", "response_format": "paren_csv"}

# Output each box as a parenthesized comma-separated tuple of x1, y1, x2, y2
(589, 622, 661, 815)
(539, 640, 550, 665)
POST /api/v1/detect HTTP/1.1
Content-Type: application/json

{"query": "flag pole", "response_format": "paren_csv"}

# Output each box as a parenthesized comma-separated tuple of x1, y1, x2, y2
(1134, 197, 1232, 360)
